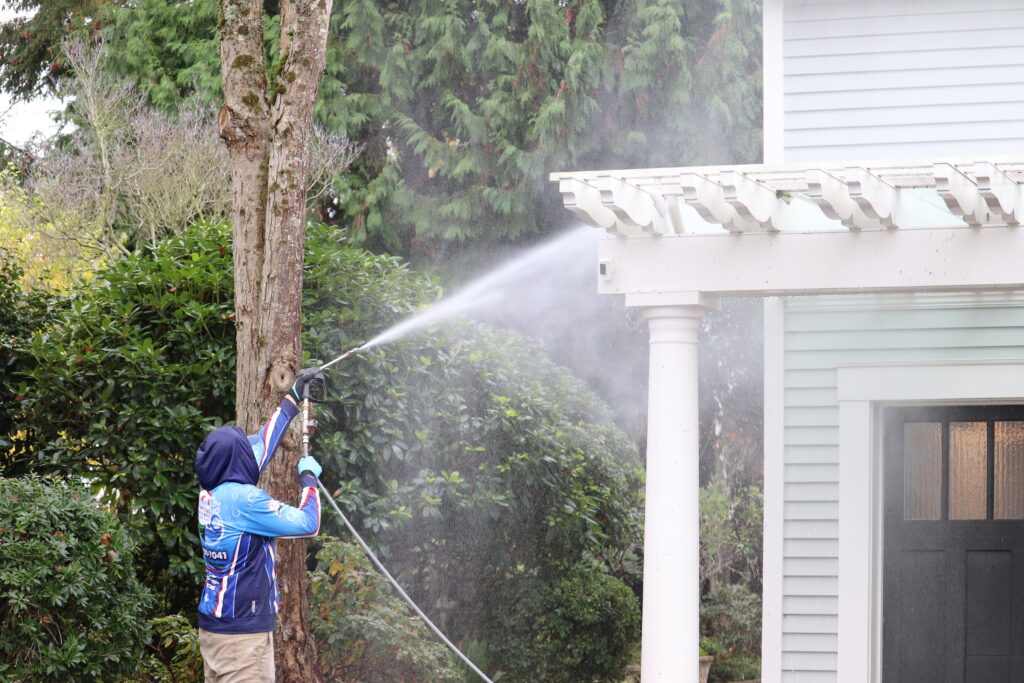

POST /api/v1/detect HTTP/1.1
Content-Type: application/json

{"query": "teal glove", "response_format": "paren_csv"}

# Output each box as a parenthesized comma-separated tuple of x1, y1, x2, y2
(297, 455, 322, 479)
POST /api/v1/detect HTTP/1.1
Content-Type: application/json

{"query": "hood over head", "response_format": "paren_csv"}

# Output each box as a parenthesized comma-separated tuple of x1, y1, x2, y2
(194, 425, 258, 489)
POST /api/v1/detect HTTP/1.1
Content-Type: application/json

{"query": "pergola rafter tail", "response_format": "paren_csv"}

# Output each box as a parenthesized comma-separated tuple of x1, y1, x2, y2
(552, 157, 1024, 237)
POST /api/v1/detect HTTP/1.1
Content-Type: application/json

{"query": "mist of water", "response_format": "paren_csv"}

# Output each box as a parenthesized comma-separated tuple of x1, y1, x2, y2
(357, 226, 598, 352)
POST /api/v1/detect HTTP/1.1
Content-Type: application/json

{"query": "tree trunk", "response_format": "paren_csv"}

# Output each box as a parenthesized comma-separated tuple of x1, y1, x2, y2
(219, 1, 333, 680)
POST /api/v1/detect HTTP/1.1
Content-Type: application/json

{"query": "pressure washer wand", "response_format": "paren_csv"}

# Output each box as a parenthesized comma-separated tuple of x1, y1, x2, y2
(320, 344, 367, 371)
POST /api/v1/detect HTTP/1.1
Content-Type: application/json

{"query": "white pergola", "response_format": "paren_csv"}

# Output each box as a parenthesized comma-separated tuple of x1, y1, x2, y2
(551, 158, 1024, 682)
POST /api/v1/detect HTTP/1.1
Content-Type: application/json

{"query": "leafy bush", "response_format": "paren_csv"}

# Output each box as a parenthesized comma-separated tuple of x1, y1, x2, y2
(15, 224, 236, 612)
(0, 476, 153, 680)
(0, 247, 65, 468)
(12, 221, 644, 676)
(136, 614, 203, 683)
(309, 537, 462, 682)
(303, 224, 644, 676)
(708, 653, 760, 683)
(701, 582, 761, 682)
(485, 562, 640, 682)
(700, 475, 762, 681)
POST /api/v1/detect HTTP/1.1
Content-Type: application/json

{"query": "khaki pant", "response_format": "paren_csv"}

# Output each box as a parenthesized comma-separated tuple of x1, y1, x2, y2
(199, 628, 275, 682)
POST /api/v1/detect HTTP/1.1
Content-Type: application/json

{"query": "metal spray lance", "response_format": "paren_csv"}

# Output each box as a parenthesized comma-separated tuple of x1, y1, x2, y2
(295, 367, 327, 475)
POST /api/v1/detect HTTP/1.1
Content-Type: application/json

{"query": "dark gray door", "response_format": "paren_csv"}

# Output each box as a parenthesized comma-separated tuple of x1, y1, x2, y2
(884, 406, 1024, 682)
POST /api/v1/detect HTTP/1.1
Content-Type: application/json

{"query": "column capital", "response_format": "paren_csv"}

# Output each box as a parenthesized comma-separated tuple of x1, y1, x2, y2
(625, 290, 721, 311)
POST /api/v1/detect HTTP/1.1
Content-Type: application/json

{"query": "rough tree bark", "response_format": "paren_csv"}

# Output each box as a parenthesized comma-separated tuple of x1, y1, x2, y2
(218, 0, 333, 679)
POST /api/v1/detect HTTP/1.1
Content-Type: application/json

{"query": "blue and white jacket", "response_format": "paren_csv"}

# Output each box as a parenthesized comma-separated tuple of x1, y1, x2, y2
(194, 397, 320, 634)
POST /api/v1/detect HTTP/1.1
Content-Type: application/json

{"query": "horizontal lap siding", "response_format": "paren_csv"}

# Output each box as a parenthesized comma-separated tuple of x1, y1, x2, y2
(780, 292, 1024, 680)
(783, 0, 1024, 162)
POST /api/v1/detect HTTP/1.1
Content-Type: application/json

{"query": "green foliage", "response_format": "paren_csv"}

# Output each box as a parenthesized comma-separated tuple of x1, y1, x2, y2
(9, 221, 643, 677)
(15, 223, 237, 612)
(0, 0, 110, 100)
(97, 0, 761, 260)
(700, 475, 763, 593)
(325, 0, 761, 255)
(0, 476, 153, 680)
(699, 475, 762, 679)
(302, 222, 644, 675)
(0, 247, 65, 465)
(135, 614, 203, 683)
(485, 561, 640, 682)
(102, 0, 221, 113)
(701, 581, 760, 657)
(309, 537, 463, 682)
(708, 652, 760, 683)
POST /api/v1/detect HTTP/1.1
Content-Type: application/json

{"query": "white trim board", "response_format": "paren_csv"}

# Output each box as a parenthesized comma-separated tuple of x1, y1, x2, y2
(762, 298, 787, 683)
(835, 360, 1024, 682)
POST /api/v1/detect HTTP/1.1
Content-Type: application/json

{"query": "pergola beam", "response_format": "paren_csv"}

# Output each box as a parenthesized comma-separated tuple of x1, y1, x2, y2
(595, 226, 1024, 297)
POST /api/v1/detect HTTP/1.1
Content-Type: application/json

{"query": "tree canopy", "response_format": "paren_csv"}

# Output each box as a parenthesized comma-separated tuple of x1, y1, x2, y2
(3, 0, 761, 260)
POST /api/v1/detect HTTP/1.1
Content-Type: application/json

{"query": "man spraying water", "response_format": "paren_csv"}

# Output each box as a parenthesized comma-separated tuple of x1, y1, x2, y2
(193, 368, 325, 682)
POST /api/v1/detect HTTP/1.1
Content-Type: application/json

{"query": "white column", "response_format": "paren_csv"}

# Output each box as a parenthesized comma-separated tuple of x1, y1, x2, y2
(639, 301, 711, 681)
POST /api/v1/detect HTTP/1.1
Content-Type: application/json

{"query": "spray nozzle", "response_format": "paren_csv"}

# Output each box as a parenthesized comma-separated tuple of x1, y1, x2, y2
(296, 367, 328, 403)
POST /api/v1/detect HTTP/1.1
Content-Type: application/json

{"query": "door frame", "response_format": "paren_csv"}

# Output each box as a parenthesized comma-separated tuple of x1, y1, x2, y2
(836, 360, 1024, 683)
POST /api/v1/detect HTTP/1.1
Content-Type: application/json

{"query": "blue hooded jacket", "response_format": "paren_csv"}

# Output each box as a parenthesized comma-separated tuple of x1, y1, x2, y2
(194, 398, 320, 634)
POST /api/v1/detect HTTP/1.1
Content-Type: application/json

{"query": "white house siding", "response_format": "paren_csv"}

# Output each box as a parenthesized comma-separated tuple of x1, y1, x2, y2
(777, 291, 1024, 681)
(782, 0, 1024, 162)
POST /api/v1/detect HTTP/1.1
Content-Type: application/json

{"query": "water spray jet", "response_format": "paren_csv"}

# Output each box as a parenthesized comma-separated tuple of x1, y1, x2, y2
(299, 227, 597, 682)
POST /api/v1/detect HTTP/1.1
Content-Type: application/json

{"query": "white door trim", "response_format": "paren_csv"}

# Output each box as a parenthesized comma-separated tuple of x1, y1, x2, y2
(836, 360, 1024, 682)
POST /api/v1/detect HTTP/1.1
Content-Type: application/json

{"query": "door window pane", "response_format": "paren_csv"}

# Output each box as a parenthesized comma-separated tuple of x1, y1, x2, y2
(996, 421, 1024, 519)
(949, 422, 987, 520)
(905, 422, 942, 520)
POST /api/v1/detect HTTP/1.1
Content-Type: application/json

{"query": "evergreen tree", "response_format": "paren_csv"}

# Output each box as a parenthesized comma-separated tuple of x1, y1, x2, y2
(0, 0, 111, 100)
(93, 0, 762, 260)
(2, 0, 761, 259)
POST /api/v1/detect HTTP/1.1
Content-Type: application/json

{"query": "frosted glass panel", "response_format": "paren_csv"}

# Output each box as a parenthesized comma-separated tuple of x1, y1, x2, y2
(949, 422, 986, 520)
(905, 422, 941, 520)
(995, 421, 1024, 519)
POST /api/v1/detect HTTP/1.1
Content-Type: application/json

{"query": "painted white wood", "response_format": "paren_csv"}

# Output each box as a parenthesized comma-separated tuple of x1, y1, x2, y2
(787, 27, 1024, 56)
(784, 595, 839, 614)
(789, 67, 1024, 94)
(934, 162, 988, 226)
(783, 575, 838, 594)
(781, 651, 838, 670)
(784, 445, 839, 465)
(785, 500, 839, 520)
(788, 140, 1024, 163)
(788, 0, 1024, 22)
(596, 227, 1024, 299)
(785, 482, 839, 503)
(764, 0, 785, 163)
(762, 297, 786, 683)
(784, 428, 839, 447)
(640, 305, 709, 682)
(787, 121, 1024, 149)
(837, 400, 876, 683)
(788, 1, 1024, 26)
(782, 0, 1024, 162)
(784, 674, 837, 683)
(784, 538, 839, 557)
(784, 558, 839, 575)
(785, 388, 839, 407)
(786, 326, 1024, 350)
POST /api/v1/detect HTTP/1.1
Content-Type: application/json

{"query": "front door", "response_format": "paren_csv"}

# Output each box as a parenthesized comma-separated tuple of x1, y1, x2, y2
(883, 406, 1024, 682)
